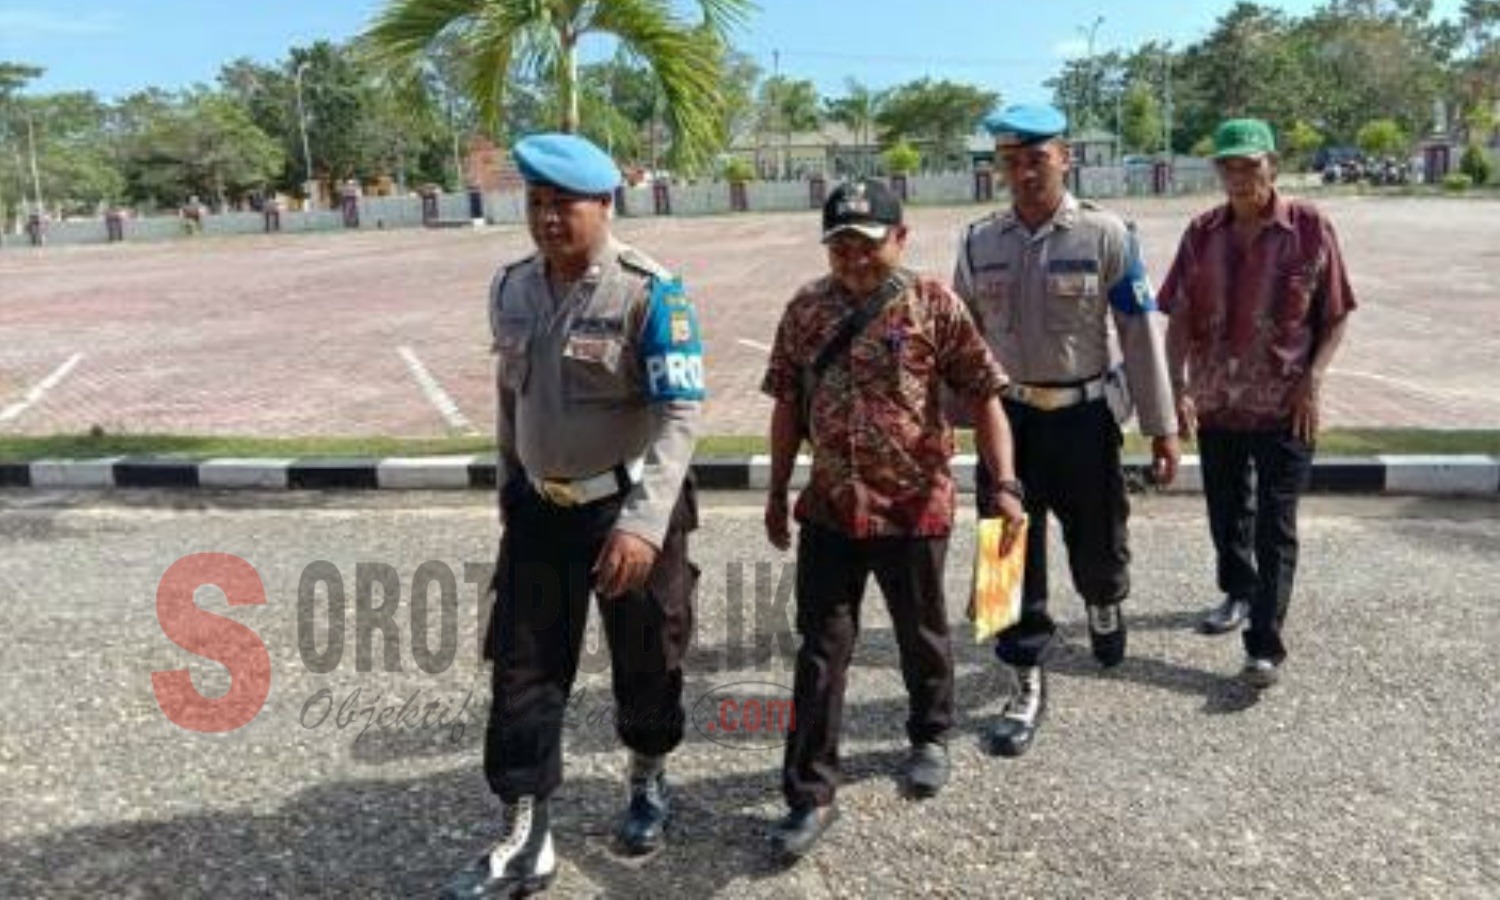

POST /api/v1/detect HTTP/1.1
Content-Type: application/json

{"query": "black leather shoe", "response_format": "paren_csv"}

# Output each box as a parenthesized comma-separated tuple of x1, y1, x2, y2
(1240, 655, 1281, 689)
(1087, 603, 1127, 667)
(442, 796, 556, 899)
(984, 666, 1046, 758)
(1199, 597, 1250, 634)
(768, 804, 840, 860)
(902, 741, 950, 799)
(615, 770, 670, 856)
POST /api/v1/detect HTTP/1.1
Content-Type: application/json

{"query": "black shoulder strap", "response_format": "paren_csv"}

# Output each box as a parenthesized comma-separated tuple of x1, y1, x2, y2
(810, 268, 914, 376)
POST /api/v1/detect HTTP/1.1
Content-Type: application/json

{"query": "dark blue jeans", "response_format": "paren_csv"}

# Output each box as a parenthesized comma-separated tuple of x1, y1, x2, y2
(1198, 428, 1314, 663)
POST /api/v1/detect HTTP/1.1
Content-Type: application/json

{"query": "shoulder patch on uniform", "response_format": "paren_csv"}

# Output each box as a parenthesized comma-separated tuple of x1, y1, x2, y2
(638, 275, 705, 402)
(618, 247, 672, 280)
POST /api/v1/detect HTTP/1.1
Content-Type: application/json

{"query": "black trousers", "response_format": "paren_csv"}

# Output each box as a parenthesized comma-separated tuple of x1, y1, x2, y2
(977, 398, 1130, 668)
(783, 523, 954, 810)
(1198, 428, 1313, 663)
(483, 477, 698, 802)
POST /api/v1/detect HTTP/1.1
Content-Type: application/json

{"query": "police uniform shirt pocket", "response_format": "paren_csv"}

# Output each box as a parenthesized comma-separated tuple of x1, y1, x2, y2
(1044, 259, 1102, 333)
(973, 264, 1017, 333)
(493, 318, 533, 393)
(562, 319, 632, 403)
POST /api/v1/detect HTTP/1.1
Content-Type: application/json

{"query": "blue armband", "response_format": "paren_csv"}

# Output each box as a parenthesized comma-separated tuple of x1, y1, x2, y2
(639, 276, 706, 402)
(1107, 232, 1157, 315)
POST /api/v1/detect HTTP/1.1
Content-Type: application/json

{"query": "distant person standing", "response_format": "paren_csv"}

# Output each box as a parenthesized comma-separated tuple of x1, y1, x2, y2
(1160, 118, 1356, 689)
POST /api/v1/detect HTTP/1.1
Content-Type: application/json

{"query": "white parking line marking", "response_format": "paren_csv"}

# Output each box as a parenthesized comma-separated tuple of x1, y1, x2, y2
(398, 346, 476, 434)
(0, 352, 84, 424)
(737, 338, 772, 353)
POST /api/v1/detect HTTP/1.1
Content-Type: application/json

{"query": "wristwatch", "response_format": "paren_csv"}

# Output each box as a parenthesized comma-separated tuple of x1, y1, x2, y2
(992, 479, 1025, 503)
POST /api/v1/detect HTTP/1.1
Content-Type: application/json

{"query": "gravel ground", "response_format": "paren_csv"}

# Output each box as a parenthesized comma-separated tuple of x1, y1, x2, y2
(1, 490, 1497, 898)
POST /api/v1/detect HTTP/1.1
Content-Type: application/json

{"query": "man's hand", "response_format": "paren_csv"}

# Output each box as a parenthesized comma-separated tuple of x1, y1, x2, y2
(992, 492, 1026, 558)
(594, 530, 659, 598)
(764, 490, 792, 551)
(1151, 434, 1181, 486)
(1289, 373, 1321, 444)
(1175, 395, 1198, 443)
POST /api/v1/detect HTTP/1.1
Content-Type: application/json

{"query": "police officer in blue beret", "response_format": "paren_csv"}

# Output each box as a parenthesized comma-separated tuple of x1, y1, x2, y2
(444, 133, 705, 897)
(953, 104, 1180, 758)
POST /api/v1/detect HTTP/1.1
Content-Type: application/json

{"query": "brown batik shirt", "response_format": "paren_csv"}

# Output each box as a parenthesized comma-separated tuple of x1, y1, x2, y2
(761, 273, 1007, 538)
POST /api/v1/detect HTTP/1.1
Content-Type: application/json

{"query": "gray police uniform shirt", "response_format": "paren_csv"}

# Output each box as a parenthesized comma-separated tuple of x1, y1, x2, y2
(953, 192, 1177, 437)
(489, 237, 702, 547)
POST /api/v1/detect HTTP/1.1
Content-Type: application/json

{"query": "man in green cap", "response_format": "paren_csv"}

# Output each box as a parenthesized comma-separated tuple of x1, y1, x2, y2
(1158, 118, 1357, 689)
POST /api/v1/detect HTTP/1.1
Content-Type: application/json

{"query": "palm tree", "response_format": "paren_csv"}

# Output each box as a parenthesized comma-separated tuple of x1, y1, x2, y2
(363, 0, 754, 172)
(823, 78, 886, 176)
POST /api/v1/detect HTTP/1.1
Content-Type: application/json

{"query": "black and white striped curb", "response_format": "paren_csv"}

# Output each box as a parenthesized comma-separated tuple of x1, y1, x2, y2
(2, 454, 1498, 496)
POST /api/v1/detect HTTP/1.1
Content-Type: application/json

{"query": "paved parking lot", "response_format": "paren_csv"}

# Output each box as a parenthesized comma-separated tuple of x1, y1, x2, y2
(2, 194, 1498, 438)
(1, 490, 1497, 897)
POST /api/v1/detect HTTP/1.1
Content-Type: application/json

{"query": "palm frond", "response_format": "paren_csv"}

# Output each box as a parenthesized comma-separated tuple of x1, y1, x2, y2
(592, 0, 728, 171)
(363, 0, 486, 65)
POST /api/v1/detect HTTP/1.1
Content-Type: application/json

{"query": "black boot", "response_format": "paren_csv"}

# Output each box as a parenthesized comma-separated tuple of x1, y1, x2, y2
(1087, 603, 1127, 668)
(902, 741, 950, 799)
(615, 753, 669, 856)
(442, 796, 556, 899)
(768, 804, 840, 861)
(984, 666, 1046, 758)
(1199, 596, 1250, 635)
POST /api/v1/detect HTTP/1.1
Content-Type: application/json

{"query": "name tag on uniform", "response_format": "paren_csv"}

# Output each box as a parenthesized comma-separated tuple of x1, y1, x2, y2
(1047, 272, 1099, 297)
(1047, 259, 1099, 297)
(563, 333, 622, 369)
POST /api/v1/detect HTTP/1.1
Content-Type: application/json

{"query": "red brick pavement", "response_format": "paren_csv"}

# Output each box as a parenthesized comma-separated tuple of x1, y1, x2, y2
(1, 195, 1496, 438)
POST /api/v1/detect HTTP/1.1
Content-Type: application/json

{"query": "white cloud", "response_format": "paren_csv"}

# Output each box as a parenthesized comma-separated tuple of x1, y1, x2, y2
(0, 8, 121, 38)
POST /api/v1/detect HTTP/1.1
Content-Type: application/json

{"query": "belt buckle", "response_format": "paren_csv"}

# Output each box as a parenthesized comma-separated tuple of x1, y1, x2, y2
(539, 480, 581, 507)
(1029, 387, 1067, 412)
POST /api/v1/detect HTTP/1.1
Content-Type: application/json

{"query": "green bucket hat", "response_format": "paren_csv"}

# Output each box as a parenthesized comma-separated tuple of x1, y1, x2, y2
(1212, 118, 1276, 159)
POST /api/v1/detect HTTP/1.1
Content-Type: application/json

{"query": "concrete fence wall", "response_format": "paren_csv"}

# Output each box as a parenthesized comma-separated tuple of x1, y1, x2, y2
(1, 160, 1234, 249)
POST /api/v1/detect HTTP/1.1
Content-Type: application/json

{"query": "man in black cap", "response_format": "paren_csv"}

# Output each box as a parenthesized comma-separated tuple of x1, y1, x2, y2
(761, 178, 1025, 860)
(445, 132, 704, 898)
(954, 104, 1179, 758)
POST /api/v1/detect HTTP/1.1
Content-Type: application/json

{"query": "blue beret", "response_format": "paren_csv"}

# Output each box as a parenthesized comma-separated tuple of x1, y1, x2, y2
(512, 133, 620, 195)
(983, 104, 1068, 145)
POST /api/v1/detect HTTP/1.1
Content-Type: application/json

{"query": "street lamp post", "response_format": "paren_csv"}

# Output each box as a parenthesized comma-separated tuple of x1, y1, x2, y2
(1080, 15, 1105, 132)
(294, 62, 315, 207)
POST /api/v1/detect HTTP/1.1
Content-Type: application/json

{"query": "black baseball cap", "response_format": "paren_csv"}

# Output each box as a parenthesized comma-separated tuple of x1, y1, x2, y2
(822, 178, 902, 242)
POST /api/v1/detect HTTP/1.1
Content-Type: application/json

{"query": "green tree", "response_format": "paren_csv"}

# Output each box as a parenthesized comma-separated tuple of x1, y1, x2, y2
(0, 63, 45, 222)
(1284, 120, 1325, 170)
(1120, 83, 1164, 153)
(824, 79, 886, 151)
(363, 0, 754, 173)
(757, 76, 820, 178)
(882, 140, 921, 175)
(1459, 142, 1493, 182)
(876, 78, 997, 172)
(122, 92, 284, 209)
(1356, 117, 1409, 156)
(3, 88, 124, 217)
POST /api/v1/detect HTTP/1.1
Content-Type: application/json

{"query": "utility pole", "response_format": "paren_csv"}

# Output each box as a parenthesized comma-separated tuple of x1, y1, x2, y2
(1161, 44, 1174, 157)
(1115, 76, 1124, 160)
(26, 113, 43, 216)
(294, 62, 315, 207)
(1081, 16, 1105, 131)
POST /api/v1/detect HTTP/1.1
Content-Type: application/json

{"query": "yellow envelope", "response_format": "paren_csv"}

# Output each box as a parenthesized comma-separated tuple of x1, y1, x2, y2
(971, 516, 1028, 642)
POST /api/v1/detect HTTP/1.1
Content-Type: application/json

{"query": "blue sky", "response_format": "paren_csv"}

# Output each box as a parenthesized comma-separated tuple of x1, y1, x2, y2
(0, 0, 1466, 105)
